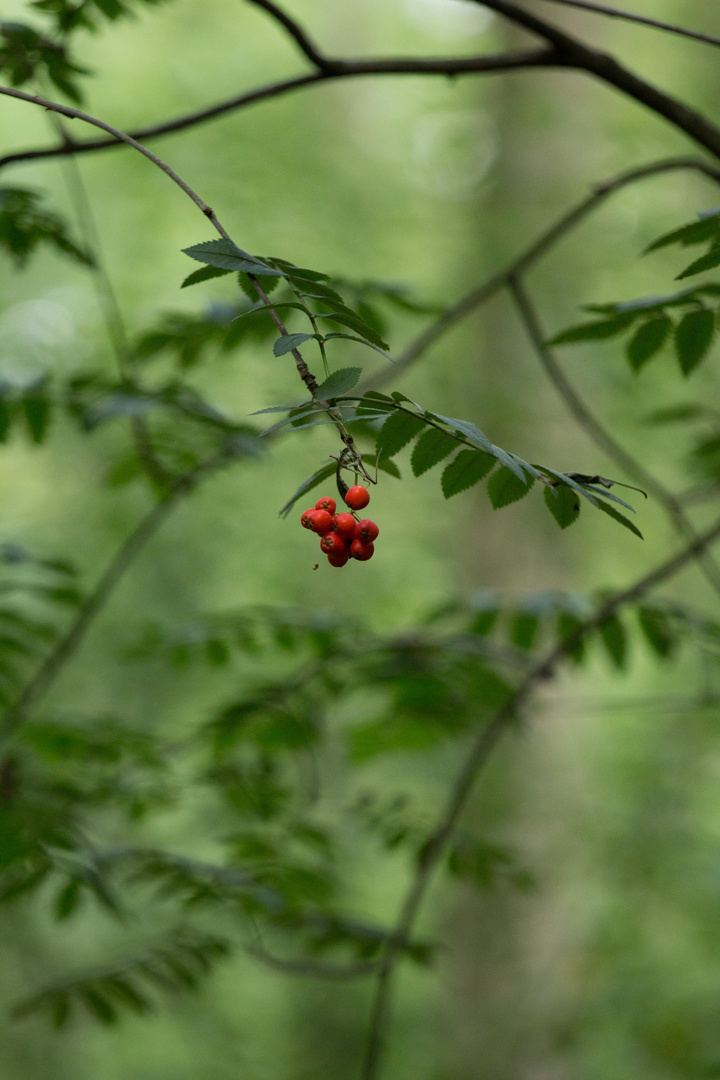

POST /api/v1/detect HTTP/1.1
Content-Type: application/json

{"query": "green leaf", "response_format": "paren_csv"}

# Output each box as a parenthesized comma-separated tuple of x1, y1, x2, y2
(547, 315, 634, 345)
(593, 498, 643, 539)
(676, 245, 720, 279)
(313, 312, 389, 350)
(279, 463, 336, 517)
(674, 308, 716, 374)
(598, 613, 627, 668)
(314, 367, 362, 400)
(511, 612, 539, 650)
(557, 611, 586, 664)
(22, 385, 51, 444)
(237, 272, 282, 300)
(441, 450, 495, 498)
(626, 315, 672, 371)
(411, 427, 458, 476)
(645, 214, 720, 253)
(486, 466, 533, 509)
(181, 264, 232, 288)
(182, 239, 281, 276)
(322, 333, 394, 361)
(432, 414, 493, 453)
(637, 607, 675, 658)
(544, 483, 580, 528)
(376, 411, 425, 458)
(273, 333, 316, 357)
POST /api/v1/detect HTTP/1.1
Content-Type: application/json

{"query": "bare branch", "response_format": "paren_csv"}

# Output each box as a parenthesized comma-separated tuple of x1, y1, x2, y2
(361, 507, 720, 1080)
(507, 274, 720, 601)
(0, 50, 552, 174)
(243, 0, 332, 70)
(366, 157, 720, 389)
(471, 0, 720, 161)
(534, 0, 720, 52)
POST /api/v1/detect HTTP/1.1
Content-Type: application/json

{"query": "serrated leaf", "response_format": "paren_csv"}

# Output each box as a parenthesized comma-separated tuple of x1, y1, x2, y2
(411, 427, 458, 476)
(181, 264, 232, 288)
(273, 333, 316, 357)
(432, 414, 493, 453)
(322, 333, 394, 361)
(645, 214, 720, 253)
(237, 272, 281, 301)
(490, 446, 533, 482)
(637, 607, 675, 658)
(544, 483, 580, 528)
(280, 462, 336, 517)
(182, 239, 281, 276)
(313, 312, 389, 350)
(486, 466, 533, 509)
(314, 367, 362, 400)
(598, 613, 627, 668)
(547, 315, 635, 345)
(376, 411, 425, 458)
(676, 245, 720, 279)
(674, 308, 716, 374)
(626, 315, 672, 371)
(593, 498, 643, 538)
(441, 450, 495, 498)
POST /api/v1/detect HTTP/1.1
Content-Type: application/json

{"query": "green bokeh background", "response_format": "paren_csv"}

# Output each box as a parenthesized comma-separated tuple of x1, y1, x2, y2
(2, 1, 720, 1077)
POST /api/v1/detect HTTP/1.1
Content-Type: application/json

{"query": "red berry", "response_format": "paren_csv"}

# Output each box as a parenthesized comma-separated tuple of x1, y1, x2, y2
(320, 531, 345, 554)
(315, 496, 336, 516)
(301, 508, 319, 530)
(345, 485, 370, 510)
(311, 509, 334, 535)
(327, 547, 349, 567)
(354, 519, 379, 543)
(350, 538, 374, 561)
(333, 513, 357, 538)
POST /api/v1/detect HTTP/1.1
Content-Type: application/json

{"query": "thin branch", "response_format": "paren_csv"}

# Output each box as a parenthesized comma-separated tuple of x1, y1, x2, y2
(0, 49, 552, 174)
(506, 275, 720, 600)
(243, 0, 332, 70)
(366, 157, 720, 389)
(361, 508, 720, 1080)
(533, 0, 720, 52)
(0, 443, 240, 738)
(471, 0, 720, 161)
(246, 943, 380, 980)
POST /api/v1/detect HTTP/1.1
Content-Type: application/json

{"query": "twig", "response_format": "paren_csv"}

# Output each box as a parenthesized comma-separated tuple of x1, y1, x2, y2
(0, 50, 552, 174)
(470, 0, 720, 160)
(533, 0, 720, 51)
(0, 444, 238, 737)
(365, 157, 720, 390)
(360, 508, 720, 1080)
(243, 0, 332, 70)
(506, 275, 720, 600)
(246, 942, 380, 980)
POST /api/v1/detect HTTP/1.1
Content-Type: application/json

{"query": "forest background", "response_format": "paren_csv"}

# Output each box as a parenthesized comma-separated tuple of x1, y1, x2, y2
(2, 1, 720, 1079)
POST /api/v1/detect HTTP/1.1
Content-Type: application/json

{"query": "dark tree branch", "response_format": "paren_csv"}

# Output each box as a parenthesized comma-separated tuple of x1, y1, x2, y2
(361, 507, 720, 1080)
(472, 0, 720, 161)
(534, 0, 720, 51)
(366, 157, 720, 388)
(243, 0, 332, 70)
(0, 50, 552, 173)
(507, 274, 720, 600)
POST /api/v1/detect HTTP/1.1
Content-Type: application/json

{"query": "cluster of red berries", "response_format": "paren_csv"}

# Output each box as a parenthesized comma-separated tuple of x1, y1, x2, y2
(301, 485, 379, 568)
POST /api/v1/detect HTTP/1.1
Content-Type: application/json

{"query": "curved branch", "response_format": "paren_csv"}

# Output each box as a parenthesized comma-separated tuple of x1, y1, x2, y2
(244, 0, 332, 70)
(0, 49, 553, 173)
(368, 157, 720, 388)
(472, 0, 720, 161)
(534, 0, 720, 51)
(361, 507, 720, 1080)
(507, 274, 720, 599)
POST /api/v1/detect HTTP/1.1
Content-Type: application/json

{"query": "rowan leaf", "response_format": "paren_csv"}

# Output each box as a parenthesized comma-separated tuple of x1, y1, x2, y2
(376, 411, 425, 458)
(273, 333, 316, 357)
(441, 450, 494, 498)
(182, 239, 281, 276)
(486, 466, 533, 509)
(544, 483, 580, 528)
(314, 367, 362, 400)
(626, 316, 672, 371)
(411, 428, 458, 476)
(674, 308, 716, 375)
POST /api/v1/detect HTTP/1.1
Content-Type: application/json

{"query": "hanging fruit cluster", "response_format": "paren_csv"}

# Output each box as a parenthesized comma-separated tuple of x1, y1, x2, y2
(300, 486, 379, 567)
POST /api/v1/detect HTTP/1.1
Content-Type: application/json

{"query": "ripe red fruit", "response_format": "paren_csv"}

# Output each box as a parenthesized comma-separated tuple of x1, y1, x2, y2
(350, 538, 374, 561)
(315, 496, 336, 516)
(320, 531, 345, 554)
(354, 518, 379, 543)
(311, 509, 334, 535)
(333, 513, 357, 538)
(327, 547, 349, 567)
(345, 485, 370, 510)
(301, 508, 319, 530)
